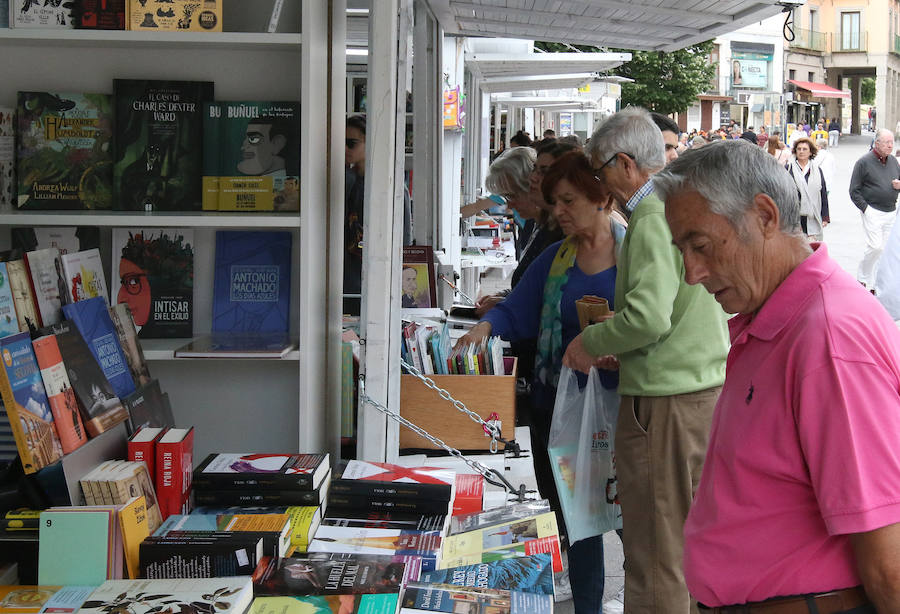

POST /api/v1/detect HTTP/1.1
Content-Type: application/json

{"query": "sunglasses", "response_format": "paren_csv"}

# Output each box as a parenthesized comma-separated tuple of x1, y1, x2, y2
(346, 138, 361, 149)
(593, 152, 634, 181)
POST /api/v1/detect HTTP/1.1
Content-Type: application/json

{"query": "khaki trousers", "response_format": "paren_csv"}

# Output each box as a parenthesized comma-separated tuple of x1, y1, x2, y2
(615, 387, 721, 614)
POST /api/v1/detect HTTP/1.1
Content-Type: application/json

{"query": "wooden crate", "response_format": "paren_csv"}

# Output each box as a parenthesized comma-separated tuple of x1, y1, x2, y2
(399, 357, 517, 451)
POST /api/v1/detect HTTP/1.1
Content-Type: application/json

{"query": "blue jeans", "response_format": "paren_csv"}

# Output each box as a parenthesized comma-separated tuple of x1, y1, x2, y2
(569, 535, 605, 614)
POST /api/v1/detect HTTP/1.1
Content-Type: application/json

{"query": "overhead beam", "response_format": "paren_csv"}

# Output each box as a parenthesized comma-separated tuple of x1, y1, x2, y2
(455, 17, 677, 45)
(521, 0, 728, 23)
(661, 2, 787, 51)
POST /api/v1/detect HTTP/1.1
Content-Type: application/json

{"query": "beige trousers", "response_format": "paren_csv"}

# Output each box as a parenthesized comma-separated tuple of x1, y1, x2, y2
(615, 387, 721, 614)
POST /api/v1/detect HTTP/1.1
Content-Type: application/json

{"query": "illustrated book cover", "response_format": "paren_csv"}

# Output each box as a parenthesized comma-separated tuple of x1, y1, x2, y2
(249, 595, 399, 614)
(418, 554, 554, 595)
(128, 0, 222, 32)
(212, 230, 291, 334)
(449, 501, 552, 536)
(0, 587, 61, 614)
(11, 0, 74, 27)
(6, 259, 39, 333)
(332, 461, 455, 501)
(113, 79, 214, 212)
(108, 303, 152, 388)
(24, 248, 64, 328)
(193, 452, 330, 491)
(0, 262, 20, 337)
(401, 246, 437, 309)
(110, 228, 194, 339)
(307, 525, 441, 571)
(79, 577, 253, 614)
(59, 248, 108, 304)
(399, 583, 553, 614)
(35, 585, 95, 614)
(15, 92, 112, 209)
(0, 107, 14, 210)
(0, 331, 63, 474)
(252, 553, 411, 595)
(72, 0, 125, 29)
(32, 333, 88, 455)
(321, 511, 446, 533)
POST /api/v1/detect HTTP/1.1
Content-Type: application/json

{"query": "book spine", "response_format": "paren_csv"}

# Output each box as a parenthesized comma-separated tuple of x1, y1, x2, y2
(156, 429, 193, 520)
(164, 530, 281, 558)
(192, 472, 314, 491)
(128, 437, 157, 480)
(326, 495, 450, 515)
(330, 479, 451, 501)
(194, 489, 321, 506)
(139, 538, 261, 578)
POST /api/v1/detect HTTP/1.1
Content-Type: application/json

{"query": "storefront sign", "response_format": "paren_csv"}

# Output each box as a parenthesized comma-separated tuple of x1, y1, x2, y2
(731, 52, 770, 89)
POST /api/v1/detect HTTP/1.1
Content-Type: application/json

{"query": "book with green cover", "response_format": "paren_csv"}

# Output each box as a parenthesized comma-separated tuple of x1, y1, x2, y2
(249, 595, 399, 614)
(38, 508, 118, 585)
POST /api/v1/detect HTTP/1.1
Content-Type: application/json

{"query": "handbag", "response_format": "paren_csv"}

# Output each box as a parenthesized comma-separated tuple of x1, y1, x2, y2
(547, 366, 622, 544)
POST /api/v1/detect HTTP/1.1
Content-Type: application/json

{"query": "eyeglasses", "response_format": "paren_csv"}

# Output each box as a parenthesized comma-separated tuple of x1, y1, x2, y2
(593, 152, 634, 180)
(346, 138, 361, 149)
(120, 273, 147, 296)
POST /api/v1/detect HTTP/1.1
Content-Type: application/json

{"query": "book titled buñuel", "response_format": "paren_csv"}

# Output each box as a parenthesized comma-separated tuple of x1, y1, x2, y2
(113, 79, 214, 211)
(0, 332, 63, 473)
(32, 333, 88, 455)
(155, 426, 194, 520)
(193, 452, 330, 490)
(15, 92, 112, 209)
(212, 231, 291, 334)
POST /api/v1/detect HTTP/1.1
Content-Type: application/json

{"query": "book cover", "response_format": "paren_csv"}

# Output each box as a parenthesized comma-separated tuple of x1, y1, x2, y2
(327, 495, 450, 517)
(401, 246, 437, 308)
(108, 303, 152, 388)
(307, 526, 441, 571)
(155, 426, 193, 520)
(128, 0, 221, 32)
(59, 248, 108, 304)
(127, 426, 165, 479)
(72, 0, 125, 29)
(164, 528, 287, 559)
(25, 248, 64, 327)
(118, 496, 151, 580)
(452, 474, 484, 517)
(285, 505, 321, 552)
(100, 461, 163, 533)
(38, 507, 117, 585)
(79, 578, 253, 614)
(194, 478, 329, 508)
(52, 323, 128, 437)
(6, 259, 39, 332)
(332, 461, 455, 501)
(212, 231, 291, 334)
(2, 507, 41, 531)
(418, 554, 554, 595)
(0, 107, 13, 210)
(201, 102, 221, 211)
(215, 101, 300, 212)
(0, 263, 21, 336)
(249, 595, 399, 614)
(0, 332, 63, 473)
(0, 587, 61, 614)
(113, 79, 214, 212)
(11, 0, 73, 27)
(252, 553, 409, 595)
(321, 512, 446, 533)
(173, 333, 294, 359)
(449, 501, 552, 536)
(63, 296, 136, 399)
(15, 92, 112, 209)
(154, 513, 290, 557)
(399, 584, 553, 614)
(122, 379, 173, 434)
(110, 228, 194, 339)
(12, 227, 100, 257)
(139, 534, 262, 578)
(193, 452, 330, 491)
(37, 585, 95, 614)
(32, 333, 88, 454)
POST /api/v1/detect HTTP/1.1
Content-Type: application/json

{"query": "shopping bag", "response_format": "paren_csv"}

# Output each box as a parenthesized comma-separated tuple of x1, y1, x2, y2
(547, 366, 621, 544)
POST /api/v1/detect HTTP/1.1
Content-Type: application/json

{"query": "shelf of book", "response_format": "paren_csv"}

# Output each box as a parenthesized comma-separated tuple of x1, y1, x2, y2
(0, 30, 301, 50)
(140, 338, 301, 361)
(0, 210, 301, 229)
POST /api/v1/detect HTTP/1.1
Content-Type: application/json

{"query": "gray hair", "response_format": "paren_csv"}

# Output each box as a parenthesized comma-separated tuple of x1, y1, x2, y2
(815, 137, 828, 149)
(486, 147, 536, 196)
(654, 139, 800, 233)
(875, 128, 895, 144)
(586, 107, 666, 173)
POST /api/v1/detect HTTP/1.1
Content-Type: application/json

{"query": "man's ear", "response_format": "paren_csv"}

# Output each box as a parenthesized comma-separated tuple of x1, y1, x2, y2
(753, 193, 781, 237)
(272, 134, 287, 154)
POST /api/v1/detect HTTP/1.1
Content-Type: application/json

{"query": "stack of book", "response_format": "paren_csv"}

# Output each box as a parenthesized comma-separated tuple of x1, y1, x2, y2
(125, 426, 194, 520)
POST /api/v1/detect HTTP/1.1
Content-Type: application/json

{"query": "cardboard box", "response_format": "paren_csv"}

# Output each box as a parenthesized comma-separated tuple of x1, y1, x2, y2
(399, 357, 516, 451)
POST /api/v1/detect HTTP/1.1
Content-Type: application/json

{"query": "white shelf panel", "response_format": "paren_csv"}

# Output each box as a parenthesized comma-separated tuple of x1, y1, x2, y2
(0, 210, 300, 229)
(141, 338, 300, 361)
(0, 29, 301, 50)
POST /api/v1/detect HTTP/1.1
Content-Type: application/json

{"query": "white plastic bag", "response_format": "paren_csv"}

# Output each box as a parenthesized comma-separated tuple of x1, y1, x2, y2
(547, 366, 621, 544)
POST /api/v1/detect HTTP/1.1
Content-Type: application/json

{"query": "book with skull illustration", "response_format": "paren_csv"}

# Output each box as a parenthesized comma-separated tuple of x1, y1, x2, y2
(128, 0, 222, 32)
(113, 79, 213, 211)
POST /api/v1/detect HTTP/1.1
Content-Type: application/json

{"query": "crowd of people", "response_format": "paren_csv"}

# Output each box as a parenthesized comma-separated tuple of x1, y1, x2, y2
(457, 109, 900, 614)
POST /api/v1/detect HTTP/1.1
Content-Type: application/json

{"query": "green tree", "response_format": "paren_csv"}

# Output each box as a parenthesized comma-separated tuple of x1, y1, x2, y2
(536, 41, 717, 115)
(861, 77, 875, 105)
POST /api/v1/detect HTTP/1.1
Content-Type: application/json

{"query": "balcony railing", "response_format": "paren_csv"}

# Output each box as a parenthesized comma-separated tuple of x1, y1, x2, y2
(790, 28, 826, 52)
(894, 34, 900, 55)
(831, 30, 867, 52)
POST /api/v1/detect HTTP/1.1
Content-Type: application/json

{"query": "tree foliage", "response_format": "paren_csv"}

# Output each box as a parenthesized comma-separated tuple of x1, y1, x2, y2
(536, 41, 717, 115)
(861, 77, 875, 106)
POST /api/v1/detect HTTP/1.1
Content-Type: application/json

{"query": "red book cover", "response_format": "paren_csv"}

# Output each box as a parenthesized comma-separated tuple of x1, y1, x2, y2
(452, 474, 484, 517)
(156, 426, 194, 520)
(32, 334, 88, 454)
(127, 426, 166, 479)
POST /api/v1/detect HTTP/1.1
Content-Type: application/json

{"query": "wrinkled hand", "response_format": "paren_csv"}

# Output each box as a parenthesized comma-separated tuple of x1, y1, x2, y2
(453, 321, 492, 352)
(475, 294, 504, 317)
(594, 355, 620, 371)
(562, 333, 597, 373)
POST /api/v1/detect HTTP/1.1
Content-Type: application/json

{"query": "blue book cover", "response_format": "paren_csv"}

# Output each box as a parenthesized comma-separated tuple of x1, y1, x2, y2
(418, 554, 554, 595)
(152, 513, 218, 536)
(0, 262, 20, 336)
(212, 230, 291, 334)
(62, 296, 136, 399)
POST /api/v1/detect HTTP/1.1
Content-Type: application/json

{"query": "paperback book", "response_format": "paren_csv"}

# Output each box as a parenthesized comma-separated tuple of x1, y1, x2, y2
(35, 585, 95, 614)
(32, 333, 88, 454)
(11, 0, 73, 27)
(449, 501, 552, 536)
(79, 578, 254, 614)
(128, 0, 222, 32)
(6, 259, 39, 332)
(0, 107, 13, 210)
(307, 525, 441, 571)
(119, 496, 151, 579)
(0, 587, 61, 614)
(174, 334, 294, 359)
(110, 228, 194, 339)
(252, 553, 411, 595)
(108, 303, 152, 388)
(72, 0, 125, 29)
(122, 379, 173, 434)
(321, 512, 447, 533)
(38, 505, 123, 585)
(399, 583, 553, 614)
(193, 476, 329, 507)
(249, 595, 399, 614)
(193, 452, 330, 491)
(60, 248, 108, 304)
(15, 92, 112, 209)
(418, 554, 554, 595)
(401, 246, 437, 308)
(0, 262, 20, 337)
(25, 248, 64, 327)
(332, 461, 455, 501)
(139, 533, 263, 578)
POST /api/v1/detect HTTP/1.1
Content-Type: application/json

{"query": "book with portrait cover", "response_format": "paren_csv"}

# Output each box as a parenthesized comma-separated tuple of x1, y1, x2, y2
(113, 79, 214, 211)
(252, 553, 411, 595)
(32, 333, 88, 455)
(193, 452, 331, 491)
(110, 228, 194, 339)
(211, 101, 301, 212)
(212, 231, 291, 334)
(0, 332, 64, 474)
(401, 246, 437, 308)
(11, 0, 74, 27)
(15, 92, 112, 209)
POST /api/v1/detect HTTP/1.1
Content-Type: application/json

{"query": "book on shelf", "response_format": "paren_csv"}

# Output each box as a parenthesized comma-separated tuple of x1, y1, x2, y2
(155, 426, 193, 520)
(174, 333, 295, 359)
(113, 79, 214, 212)
(307, 525, 441, 572)
(212, 230, 292, 334)
(0, 263, 21, 337)
(204, 100, 301, 212)
(24, 248, 65, 328)
(51, 322, 128, 438)
(14, 92, 113, 210)
(249, 595, 400, 614)
(1, 507, 40, 531)
(110, 228, 194, 339)
(122, 379, 173, 435)
(12, 227, 100, 257)
(10, 0, 73, 27)
(252, 553, 412, 595)
(0, 107, 13, 211)
(194, 474, 330, 507)
(118, 495, 151, 580)
(128, 0, 222, 32)
(63, 296, 137, 400)
(193, 452, 331, 491)
(401, 246, 437, 309)
(72, 0, 125, 29)
(79, 578, 254, 614)
(0, 331, 64, 474)
(36, 585, 96, 614)
(88, 460, 163, 532)
(399, 583, 553, 614)
(127, 425, 166, 479)
(0, 587, 61, 614)
(320, 511, 447, 534)
(108, 303, 152, 389)
(6, 259, 40, 332)
(38, 506, 123, 585)
(59, 248, 108, 304)
(139, 532, 263, 578)
(418, 554, 554, 595)
(32, 332, 89, 455)
(448, 501, 552, 536)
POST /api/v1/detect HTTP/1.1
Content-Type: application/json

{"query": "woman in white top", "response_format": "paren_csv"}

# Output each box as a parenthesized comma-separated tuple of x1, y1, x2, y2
(786, 137, 830, 241)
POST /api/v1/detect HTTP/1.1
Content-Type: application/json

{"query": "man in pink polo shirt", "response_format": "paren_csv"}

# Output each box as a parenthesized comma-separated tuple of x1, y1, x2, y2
(654, 139, 900, 614)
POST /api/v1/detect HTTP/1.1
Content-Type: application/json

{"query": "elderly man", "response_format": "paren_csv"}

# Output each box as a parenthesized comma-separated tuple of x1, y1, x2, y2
(655, 138, 900, 613)
(562, 107, 729, 614)
(849, 128, 900, 290)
